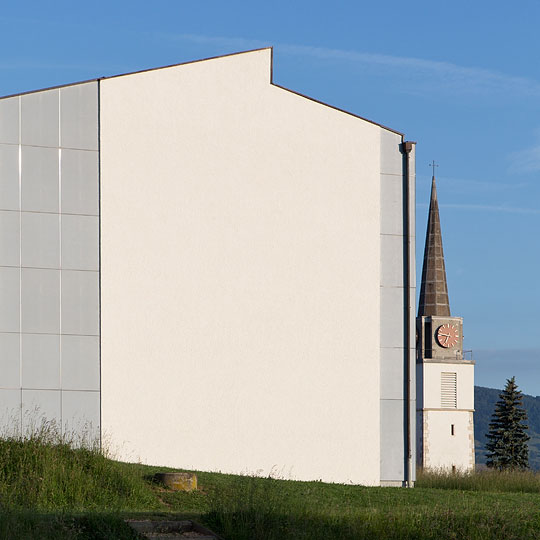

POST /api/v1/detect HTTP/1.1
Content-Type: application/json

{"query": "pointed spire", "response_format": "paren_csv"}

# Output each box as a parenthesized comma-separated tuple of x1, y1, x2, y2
(418, 175, 451, 317)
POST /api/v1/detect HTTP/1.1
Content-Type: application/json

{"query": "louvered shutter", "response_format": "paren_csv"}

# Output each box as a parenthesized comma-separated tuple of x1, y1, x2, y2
(441, 372, 457, 408)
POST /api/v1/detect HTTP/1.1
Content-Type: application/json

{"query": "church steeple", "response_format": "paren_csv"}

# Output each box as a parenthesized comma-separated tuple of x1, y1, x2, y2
(418, 175, 451, 317)
(416, 171, 475, 475)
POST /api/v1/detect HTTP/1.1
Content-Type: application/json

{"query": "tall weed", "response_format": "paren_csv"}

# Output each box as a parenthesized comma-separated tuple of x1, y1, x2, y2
(0, 422, 160, 511)
(416, 467, 540, 493)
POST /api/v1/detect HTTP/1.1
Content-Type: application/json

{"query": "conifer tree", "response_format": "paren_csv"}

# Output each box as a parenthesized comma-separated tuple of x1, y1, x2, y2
(485, 376, 529, 470)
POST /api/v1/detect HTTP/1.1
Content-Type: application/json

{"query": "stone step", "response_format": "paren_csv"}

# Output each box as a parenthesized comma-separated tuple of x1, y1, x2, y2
(144, 532, 217, 540)
(126, 519, 223, 539)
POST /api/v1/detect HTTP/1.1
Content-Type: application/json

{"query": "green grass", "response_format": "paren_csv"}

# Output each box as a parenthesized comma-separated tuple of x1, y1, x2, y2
(202, 473, 540, 539)
(0, 512, 141, 540)
(416, 466, 540, 493)
(0, 427, 160, 511)
(2, 428, 540, 539)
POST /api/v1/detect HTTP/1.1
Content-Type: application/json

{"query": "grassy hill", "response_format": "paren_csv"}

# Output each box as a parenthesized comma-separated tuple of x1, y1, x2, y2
(4, 428, 540, 538)
(475, 385, 540, 469)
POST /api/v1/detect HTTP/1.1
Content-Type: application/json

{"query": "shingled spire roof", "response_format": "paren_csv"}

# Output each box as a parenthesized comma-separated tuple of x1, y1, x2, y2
(418, 176, 451, 317)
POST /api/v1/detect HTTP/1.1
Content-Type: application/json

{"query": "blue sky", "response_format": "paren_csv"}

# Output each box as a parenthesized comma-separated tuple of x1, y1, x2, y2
(2, 1, 539, 394)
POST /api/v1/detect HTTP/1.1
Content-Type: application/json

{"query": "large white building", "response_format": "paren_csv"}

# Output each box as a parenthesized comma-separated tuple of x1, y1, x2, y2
(0, 48, 416, 486)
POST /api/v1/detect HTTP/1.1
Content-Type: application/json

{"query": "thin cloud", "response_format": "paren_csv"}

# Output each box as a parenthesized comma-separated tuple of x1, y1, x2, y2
(168, 33, 269, 51)
(475, 349, 540, 395)
(508, 144, 540, 173)
(164, 33, 540, 99)
(475, 348, 540, 357)
(281, 44, 540, 96)
(0, 62, 104, 71)
(441, 203, 540, 215)
(417, 175, 530, 192)
(417, 202, 540, 215)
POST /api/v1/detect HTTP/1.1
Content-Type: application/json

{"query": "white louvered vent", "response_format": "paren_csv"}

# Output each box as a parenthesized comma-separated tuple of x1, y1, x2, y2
(441, 372, 457, 408)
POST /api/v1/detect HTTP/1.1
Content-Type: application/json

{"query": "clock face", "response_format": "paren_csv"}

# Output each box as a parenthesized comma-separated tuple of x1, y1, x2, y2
(436, 323, 459, 348)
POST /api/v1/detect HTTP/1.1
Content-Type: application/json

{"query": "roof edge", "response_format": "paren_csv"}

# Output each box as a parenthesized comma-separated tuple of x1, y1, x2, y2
(100, 47, 273, 83)
(0, 76, 100, 101)
(271, 83, 404, 136)
(0, 47, 273, 101)
(0, 46, 404, 135)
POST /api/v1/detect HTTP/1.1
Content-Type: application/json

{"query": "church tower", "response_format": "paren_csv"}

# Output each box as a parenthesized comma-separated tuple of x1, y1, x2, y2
(416, 173, 475, 472)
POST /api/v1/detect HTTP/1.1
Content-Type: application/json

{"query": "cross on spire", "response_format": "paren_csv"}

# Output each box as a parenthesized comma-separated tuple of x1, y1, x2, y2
(430, 160, 438, 178)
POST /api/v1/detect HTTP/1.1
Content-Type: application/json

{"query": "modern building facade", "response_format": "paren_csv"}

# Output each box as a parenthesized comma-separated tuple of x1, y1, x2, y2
(0, 48, 416, 486)
(416, 176, 475, 472)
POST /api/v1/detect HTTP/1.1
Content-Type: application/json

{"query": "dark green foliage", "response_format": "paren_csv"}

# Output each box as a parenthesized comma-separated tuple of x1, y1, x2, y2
(475, 386, 500, 465)
(474, 386, 540, 469)
(0, 512, 142, 540)
(485, 377, 530, 470)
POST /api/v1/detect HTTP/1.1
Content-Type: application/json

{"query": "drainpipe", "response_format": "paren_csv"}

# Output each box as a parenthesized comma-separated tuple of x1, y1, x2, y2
(402, 141, 415, 487)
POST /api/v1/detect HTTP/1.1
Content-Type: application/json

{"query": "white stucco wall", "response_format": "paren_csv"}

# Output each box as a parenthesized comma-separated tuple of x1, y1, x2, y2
(421, 363, 475, 471)
(99, 49, 383, 484)
(423, 410, 474, 471)
(423, 363, 474, 410)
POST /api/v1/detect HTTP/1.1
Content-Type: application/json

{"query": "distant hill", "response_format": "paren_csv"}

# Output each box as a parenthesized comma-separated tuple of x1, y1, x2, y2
(474, 385, 540, 469)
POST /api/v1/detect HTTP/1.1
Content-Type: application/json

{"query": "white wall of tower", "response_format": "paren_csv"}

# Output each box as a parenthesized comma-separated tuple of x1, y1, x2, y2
(419, 362, 475, 471)
(423, 410, 474, 471)
(423, 363, 474, 410)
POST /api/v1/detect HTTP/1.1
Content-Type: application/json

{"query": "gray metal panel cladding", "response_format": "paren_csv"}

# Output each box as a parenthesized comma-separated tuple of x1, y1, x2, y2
(379, 129, 415, 483)
(0, 82, 100, 441)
